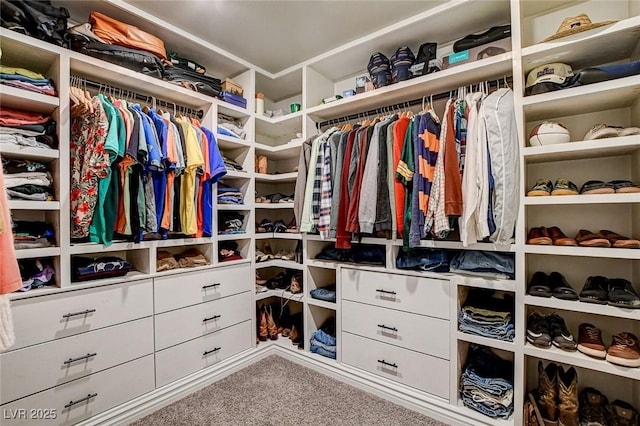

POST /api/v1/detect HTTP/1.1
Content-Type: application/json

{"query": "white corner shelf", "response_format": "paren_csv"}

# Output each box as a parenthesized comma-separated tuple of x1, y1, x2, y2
(456, 332, 515, 353)
(216, 134, 252, 150)
(217, 204, 252, 211)
(254, 139, 304, 160)
(524, 295, 640, 321)
(217, 233, 251, 241)
(223, 170, 252, 179)
(256, 232, 301, 240)
(0, 85, 59, 114)
(524, 343, 640, 381)
(14, 247, 60, 259)
(307, 298, 337, 310)
(7, 200, 59, 210)
(255, 113, 303, 140)
(256, 288, 304, 302)
(217, 101, 250, 119)
(524, 245, 640, 259)
(306, 259, 338, 270)
(255, 260, 304, 270)
(255, 203, 294, 209)
(522, 136, 640, 164)
(254, 172, 298, 183)
(0, 144, 59, 161)
(524, 193, 640, 205)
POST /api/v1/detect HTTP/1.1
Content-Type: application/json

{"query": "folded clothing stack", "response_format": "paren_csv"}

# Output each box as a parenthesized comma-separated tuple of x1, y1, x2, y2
(18, 258, 55, 292)
(12, 220, 55, 249)
(0, 65, 56, 96)
(219, 241, 242, 262)
(217, 113, 246, 139)
(0, 107, 57, 150)
(157, 250, 179, 271)
(222, 156, 243, 172)
(461, 345, 514, 419)
(396, 248, 449, 272)
(2, 158, 53, 201)
(450, 250, 515, 280)
(459, 289, 514, 342)
(219, 212, 245, 234)
(310, 317, 337, 359)
(315, 244, 386, 266)
(310, 283, 336, 303)
(217, 185, 244, 205)
(175, 248, 210, 268)
(72, 256, 131, 282)
(218, 91, 247, 109)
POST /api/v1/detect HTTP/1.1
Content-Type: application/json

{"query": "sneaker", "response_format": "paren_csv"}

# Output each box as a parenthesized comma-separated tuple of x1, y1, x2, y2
(606, 332, 640, 367)
(527, 179, 553, 196)
(579, 388, 609, 426)
(527, 312, 551, 348)
(584, 124, 640, 140)
(608, 279, 640, 309)
(551, 178, 579, 196)
(579, 276, 610, 305)
(528, 271, 552, 297)
(577, 323, 607, 359)
(607, 400, 640, 426)
(548, 313, 577, 351)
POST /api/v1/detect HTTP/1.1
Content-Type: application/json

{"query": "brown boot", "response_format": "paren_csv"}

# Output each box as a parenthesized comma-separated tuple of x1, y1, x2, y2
(537, 361, 558, 426)
(558, 366, 578, 426)
(266, 305, 278, 340)
(258, 305, 268, 342)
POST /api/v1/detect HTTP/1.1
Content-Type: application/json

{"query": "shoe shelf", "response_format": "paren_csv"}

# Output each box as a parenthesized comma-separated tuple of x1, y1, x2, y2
(524, 295, 640, 321)
(0, 85, 59, 115)
(521, 15, 640, 74)
(254, 172, 298, 183)
(255, 115, 303, 144)
(255, 289, 304, 302)
(7, 201, 60, 211)
(524, 343, 640, 381)
(522, 75, 640, 121)
(254, 232, 302, 240)
(14, 247, 60, 260)
(254, 203, 294, 209)
(255, 259, 304, 270)
(524, 193, 640, 205)
(254, 140, 304, 161)
(216, 133, 252, 150)
(524, 245, 640, 259)
(456, 332, 516, 353)
(523, 136, 640, 164)
(0, 144, 59, 161)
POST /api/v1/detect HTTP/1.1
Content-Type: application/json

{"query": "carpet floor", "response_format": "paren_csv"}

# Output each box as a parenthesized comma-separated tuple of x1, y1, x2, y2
(130, 354, 449, 426)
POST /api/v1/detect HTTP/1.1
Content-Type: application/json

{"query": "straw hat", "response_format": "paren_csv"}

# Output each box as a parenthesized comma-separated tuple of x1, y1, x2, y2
(542, 14, 617, 42)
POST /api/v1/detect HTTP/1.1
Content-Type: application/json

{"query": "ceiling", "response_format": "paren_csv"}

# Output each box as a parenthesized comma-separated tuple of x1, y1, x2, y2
(117, 0, 443, 74)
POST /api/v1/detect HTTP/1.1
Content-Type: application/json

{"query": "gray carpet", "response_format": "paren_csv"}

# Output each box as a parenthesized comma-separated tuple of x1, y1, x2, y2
(130, 355, 448, 426)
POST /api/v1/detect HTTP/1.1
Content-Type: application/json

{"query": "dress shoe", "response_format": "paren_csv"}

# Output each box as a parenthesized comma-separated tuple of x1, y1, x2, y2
(579, 276, 609, 305)
(547, 226, 577, 246)
(528, 227, 553, 245)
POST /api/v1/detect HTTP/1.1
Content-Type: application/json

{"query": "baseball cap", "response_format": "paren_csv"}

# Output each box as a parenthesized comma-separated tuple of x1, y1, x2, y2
(526, 63, 574, 88)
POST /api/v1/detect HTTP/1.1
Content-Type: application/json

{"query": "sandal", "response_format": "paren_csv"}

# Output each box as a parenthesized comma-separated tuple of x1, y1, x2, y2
(579, 180, 615, 195)
(255, 249, 269, 262)
(527, 179, 552, 196)
(273, 219, 287, 233)
(600, 229, 640, 249)
(610, 180, 640, 194)
(286, 217, 298, 233)
(575, 229, 611, 248)
(551, 179, 579, 196)
(257, 218, 273, 233)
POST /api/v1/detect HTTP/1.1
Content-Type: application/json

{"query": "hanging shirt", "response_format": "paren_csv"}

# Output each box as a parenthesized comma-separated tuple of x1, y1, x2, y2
(201, 126, 227, 236)
(0, 155, 22, 295)
(178, 117, 204, 236)
(396, 117, 415, 251)
(335, 127, 359, 249)
(443, 100, 463, 217)
(393, 116, 410, 238)
(425, 100, 450, 238)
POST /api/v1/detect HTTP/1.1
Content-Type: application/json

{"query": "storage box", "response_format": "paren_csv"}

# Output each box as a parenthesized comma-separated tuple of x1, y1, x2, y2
(442, 37, 511, 70)
(221, 78, 244, 96)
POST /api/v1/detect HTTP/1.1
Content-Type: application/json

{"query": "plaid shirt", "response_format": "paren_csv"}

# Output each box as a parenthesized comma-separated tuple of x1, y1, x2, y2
(318, 137, 333, 238)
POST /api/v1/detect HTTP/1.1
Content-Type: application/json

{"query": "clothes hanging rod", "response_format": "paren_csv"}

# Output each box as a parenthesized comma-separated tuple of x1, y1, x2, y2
(69, 74, 204, 119)
(317, 76, 512, 129)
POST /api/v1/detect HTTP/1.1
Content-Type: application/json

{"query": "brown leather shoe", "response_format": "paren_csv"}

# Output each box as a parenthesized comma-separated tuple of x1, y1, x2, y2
(600, 229, 640, 249)
(558, 366, 578, 426)
(575, 229, 611, 248)
(258, 306, 268, 342)
(606, 332, 640, 367)
(547, 226, 577, 246)
(528, 227, 553, 245)
(537, 361, 558, 425)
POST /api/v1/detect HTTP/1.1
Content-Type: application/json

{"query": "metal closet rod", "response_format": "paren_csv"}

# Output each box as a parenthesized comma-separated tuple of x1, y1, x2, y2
(317, 76, 513, 128)
(69, 74, 204, 119)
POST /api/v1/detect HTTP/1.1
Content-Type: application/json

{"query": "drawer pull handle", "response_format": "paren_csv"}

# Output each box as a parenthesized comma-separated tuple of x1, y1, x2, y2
(64, 393, 97, 409)
(375, 289, 396, 296)
(377, 359, 398, 368)
(377, 324, 398, 332)
(63, 353, 97, 365)
(203, 315, 221, 323)
(203, 347, 221, 356)
(202, 283, 221, 290)
(62, 309, 96, 318)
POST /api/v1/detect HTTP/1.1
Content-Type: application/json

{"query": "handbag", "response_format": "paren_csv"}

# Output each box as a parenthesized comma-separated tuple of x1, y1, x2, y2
(89, 11, 167, 60)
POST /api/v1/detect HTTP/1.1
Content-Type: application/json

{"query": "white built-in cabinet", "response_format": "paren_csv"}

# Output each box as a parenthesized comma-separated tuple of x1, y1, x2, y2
(0, 0, 639, 424)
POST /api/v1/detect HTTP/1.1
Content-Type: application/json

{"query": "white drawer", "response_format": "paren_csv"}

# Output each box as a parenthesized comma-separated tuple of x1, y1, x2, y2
(342, 332, 449, 400)
(154, 291, 252, 350)
(341, 269, 450, 319)
(0, 355, 154, 426)
(154, 264, 251, 313)
(342, 300, 449, 359)
(1, 317, 153, 405)
(155, 320, 252, 387)
(10, 280, 153, 350)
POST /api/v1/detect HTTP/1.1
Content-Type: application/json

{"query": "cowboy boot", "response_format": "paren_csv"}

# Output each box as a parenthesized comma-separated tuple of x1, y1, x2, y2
(537, 361, 558, 426)
(258, 305, 268, 342)
(558, 366, 578, 426)
(266, 305, 278, 340)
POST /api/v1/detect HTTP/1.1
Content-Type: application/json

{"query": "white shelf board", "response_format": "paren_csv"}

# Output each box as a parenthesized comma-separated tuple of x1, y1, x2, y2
(14, 247, 60, 259)
(306, 259, 338, 270)
(524, 245, 640, 259)
(217, 258, 252, 267)
(217, 233, 250, 241)
(0, 85, 59, 114)
(254, 172, 298, 183)
(255, 113, 303, 139)
(391, 239, 515, 252)
(217, 101, 250, 119)
(307, 298, 337, 310)
(217, 204, 251, 211)
(450, 274, 516, 292)
(255, 203, 294, 209)
(255, 68, 302, 102)
(7, 200, 59, 210)
(255, 260, 304, 270)
(524, 193, 640, 205)
(256, 232, 302, 240)
(255, 233, 274, 240)
(524, 343, 640, 381)
(154, 263, 215, 276)
(457, 332, 515, 353)
(223, 170, 251, 179)
(70, 270, 150, 287)
(522, 136, 640, 164)
(154, 237, 214, 248)
(524, 295, 640, 321)
(455, 400, 514, 426)
(70, 241, 148, 254)
(256, 289, 304, 302)
(306, 53, 513, 121)
(0, 144, 59, 161)
(521, 16, 640, 74)
(522, 75, 640, 121)
(254, 140, 304, 160)
(304, 234, 336, 242)
(216, 134, 252, 150)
